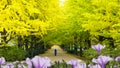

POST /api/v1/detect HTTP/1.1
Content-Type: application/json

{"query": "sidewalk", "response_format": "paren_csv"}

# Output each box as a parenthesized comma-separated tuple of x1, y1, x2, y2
(39, 45, 85, 63)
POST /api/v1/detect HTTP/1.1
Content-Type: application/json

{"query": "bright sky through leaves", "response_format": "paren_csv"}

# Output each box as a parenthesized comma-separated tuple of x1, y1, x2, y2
(59, 0, 65, 6)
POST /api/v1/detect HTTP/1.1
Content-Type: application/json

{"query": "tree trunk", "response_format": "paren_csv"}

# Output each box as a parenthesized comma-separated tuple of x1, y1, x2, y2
(18, 36, 23, 48)
(108, 38, 114, 48)
(88, 40, 91, 47)
(25, 38, 28, 50)
(80, 47, 82, 56)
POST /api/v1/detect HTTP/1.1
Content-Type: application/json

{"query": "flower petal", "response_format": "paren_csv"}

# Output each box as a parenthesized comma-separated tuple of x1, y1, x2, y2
(31, 56, 41, 68)
(0, 57, 5, 65)
(115, 56, 120, 61)
(92, 56, 112, 68)
(26, 58, 32, 68)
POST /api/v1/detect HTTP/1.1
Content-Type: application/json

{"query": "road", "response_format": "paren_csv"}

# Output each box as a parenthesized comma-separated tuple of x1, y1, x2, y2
(39, 45, 85, 63)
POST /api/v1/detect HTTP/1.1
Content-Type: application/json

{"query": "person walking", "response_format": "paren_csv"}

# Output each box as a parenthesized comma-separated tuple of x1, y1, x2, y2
(54, 48, 57, 56)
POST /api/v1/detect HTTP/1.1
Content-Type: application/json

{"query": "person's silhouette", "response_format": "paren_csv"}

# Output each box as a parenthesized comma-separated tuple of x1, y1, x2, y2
(54, 49, 57, 56)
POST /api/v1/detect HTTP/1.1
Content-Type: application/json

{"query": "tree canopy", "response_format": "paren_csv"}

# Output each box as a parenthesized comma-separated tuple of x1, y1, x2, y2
(0, 0, 120, 49)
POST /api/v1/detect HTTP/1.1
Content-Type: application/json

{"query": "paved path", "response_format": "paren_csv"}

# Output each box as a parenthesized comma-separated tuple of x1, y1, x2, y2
(39, 45, 85, 63)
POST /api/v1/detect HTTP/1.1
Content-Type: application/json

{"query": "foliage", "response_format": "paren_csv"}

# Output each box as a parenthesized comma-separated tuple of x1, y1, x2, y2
(0, 0, 61, 59)
(67, 49, 75, 54)
(0, 0, 59, 36)
(0, 0, 60, 46)
(62, 0, 120, 49)
(26, 47, 46, 58)
(83, 48, 98, 62)
(0, 46, 26, 61)
(101, 47, 120, 57)
(0, 0, 120, 63)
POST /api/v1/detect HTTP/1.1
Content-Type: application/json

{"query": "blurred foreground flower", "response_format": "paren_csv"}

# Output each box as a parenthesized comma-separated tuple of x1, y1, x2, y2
(67, 60, 83, 68)
(26, 58, 33, 68)
(0, 57, 5, 65)
(1, 63, 14, 68)
(92, 44, 105, 55)
(115, 56, 120, 61)
(88, 64, 101, 68)
(92, 56, 112, 68)
(26, 56, 51, 68)
(78, 63, 86, 68)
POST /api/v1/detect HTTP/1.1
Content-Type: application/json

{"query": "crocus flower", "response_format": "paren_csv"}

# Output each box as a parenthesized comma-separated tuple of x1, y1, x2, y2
(92, 44, 105, 55)
(41, 57, 51, 68)
(7, 63, 14, 68)
(77, 63, 86, 68)
(0, 57, 5, 65)
(114, 65, 117, 68)
(29, 56, 51, 68)
(115, 56, 120, 61)
(88, 64, 101, 68)
(1, 63, 14, 68)
(67, 60, 81, 68)
(26, 58, 32, 68)
(92, 56, 112, 68)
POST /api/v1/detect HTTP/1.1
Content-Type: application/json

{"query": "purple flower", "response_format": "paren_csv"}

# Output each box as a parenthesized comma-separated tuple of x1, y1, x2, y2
(26, 56, 51, 68)
(114, 65, 117, 68)
(1, 63, 14, 68)
(7, 63, 14, 68)
(92, 56, 112, 68)
(26, 58, 32, 68)
(41, 57, 51, 67)
(115, 56, 120, 61)
(77, 63, 86, 68)
(67, 60, 81, 68)
(88, 64, 101, 68)
(92, 44, 105, 55)
(0, 57, 5, 65)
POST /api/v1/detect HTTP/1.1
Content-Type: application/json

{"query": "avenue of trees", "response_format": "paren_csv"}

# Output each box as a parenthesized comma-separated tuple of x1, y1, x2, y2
(0, 0, 120, 61)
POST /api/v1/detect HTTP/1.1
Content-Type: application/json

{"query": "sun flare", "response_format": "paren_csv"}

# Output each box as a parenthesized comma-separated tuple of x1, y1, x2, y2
(59, 0, 65, 6)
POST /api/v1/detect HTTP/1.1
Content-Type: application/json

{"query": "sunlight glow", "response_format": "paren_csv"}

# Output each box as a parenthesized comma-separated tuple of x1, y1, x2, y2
(59, 0, 65, 6)
(60, 0, 65, 2)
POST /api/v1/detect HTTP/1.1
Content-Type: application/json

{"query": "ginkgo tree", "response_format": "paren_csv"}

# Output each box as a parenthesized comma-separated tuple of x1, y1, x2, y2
(0, 0, 120, 58)
(0, 0, 60, 46)
(0, 0, 62, 58)
(52, 0, 120, 56)
(81, 0, 120, 48)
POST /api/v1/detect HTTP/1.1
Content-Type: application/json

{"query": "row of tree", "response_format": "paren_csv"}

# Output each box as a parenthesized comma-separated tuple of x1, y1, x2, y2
(0, 0, 120, 57)
(63, 0, 120, 55)
(43, 0, 120, 56)
(0, 0, 61, 57)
